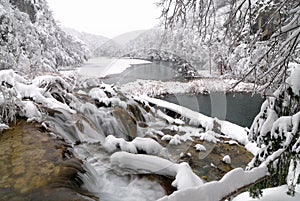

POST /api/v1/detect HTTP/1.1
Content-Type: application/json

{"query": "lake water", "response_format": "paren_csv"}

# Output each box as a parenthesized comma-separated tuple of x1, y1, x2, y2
(100, 61, 178, 84)
(78, 57, 178, 84)
(163, 93, 264, 128)
(79, 57, 264, 127)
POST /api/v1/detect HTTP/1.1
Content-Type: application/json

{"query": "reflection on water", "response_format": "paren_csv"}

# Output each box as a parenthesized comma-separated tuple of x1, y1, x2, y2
(163, 93, 264, 128)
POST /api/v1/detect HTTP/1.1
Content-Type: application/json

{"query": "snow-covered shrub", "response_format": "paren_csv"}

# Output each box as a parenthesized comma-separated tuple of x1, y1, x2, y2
(0, 70, 23, 125)
(0, 70, 79, 130)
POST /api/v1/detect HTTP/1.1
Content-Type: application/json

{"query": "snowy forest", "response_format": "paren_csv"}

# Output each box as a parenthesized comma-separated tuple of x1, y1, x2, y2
(0, 0, 299, 201)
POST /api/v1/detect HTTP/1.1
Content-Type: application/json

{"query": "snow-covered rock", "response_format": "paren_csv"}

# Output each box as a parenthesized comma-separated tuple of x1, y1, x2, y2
(222, 155, 231, 164)
(103, 135, 163, 155)
(194, 144, 207, 152)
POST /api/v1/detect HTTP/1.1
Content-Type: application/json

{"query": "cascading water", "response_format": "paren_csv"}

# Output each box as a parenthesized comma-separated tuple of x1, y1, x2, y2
(45, 87, 168, 201)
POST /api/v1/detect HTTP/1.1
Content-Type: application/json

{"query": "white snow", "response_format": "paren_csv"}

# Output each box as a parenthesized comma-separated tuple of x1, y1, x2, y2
(140, 95, 213, 131)
(88, 86, 126, 108)
(32, 75, 72, 91)
(225, 140, 239, 145)
(20, 101, 42, 122)
(218, 120, 249, 145)
(245, 142, 260, 155)
(194, 144, 207, 152)
(233, 185, 300, 201)
(121, 78, 255, 96)
(102, 58, 152, 77)
(110, 151, 203, 190)
(222, 155, 231, 164)
(0, 71, 75, 116)
(0, 123, 9, 132)
(78, 57, 152, 78)
(169, 135, 182, 145)
(0, 69, 26, 86)
(287, 159, 300, 189)
(161, 135, 173, 141)
(162, 133, 194, 145)
(287, 63, 300, 95)
(260, 108, 278, 136)
(132, 137, 164, 155)
(103, 135, 163, 155)
(292, 112, 300, 134)
(271, 116, 292, 140)
(199, 131, 219, 143)
(89, 87, 108, 100)
(158, 166, 268, 201)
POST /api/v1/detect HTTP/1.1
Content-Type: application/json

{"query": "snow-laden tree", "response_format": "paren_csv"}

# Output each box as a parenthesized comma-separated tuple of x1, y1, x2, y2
(248, 63, 300, 197)
(157, 0, 300, 92)
(0, 0, 89, 75)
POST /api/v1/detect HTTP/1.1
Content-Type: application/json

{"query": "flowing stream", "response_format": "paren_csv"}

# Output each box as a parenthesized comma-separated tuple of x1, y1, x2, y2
(46, 96, 167, 201)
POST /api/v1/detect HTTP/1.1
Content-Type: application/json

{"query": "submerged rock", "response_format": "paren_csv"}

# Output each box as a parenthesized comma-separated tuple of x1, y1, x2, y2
(112, 108, 139, 140)
(158, 129, 253, 182)
(0, 120, 97, 201)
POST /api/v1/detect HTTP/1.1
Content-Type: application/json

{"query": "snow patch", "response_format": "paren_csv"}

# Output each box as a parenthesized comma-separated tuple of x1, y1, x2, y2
(199, 131, 219, 143)
(288, 63, 300, 95)
(194, 144, 207, 152)
(158, 166, 268, 201)
(102, 58, 152, 77)
(103, 135, 163, 155)
(222, 155, 231, 164)
(233, 185, 300, 201)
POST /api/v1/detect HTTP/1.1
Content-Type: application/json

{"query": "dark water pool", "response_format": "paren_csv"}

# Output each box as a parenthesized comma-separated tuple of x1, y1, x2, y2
(162, 92, 264, 128)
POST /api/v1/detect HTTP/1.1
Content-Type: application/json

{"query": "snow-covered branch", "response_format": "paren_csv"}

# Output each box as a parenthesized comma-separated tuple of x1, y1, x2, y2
(111, 151, 203, 190)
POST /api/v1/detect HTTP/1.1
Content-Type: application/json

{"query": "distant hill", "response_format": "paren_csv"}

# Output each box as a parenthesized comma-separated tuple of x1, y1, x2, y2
(92, 30, 155, 58)
(63, 27, 109, 53)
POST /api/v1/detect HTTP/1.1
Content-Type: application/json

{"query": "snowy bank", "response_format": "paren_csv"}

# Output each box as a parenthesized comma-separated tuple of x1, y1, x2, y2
(76, 58, 152, 78)
(233, 185, 300, 201)
(121, 78, 256, 96)
(102, 58, 151, 77)
(232, 185, 300, 201)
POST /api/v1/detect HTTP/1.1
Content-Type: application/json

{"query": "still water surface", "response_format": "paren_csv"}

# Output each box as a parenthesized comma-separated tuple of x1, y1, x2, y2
(163, 93, 264, 128)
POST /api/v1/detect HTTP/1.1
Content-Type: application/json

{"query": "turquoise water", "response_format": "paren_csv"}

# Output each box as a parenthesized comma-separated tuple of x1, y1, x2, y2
(163, 93, 264, 128)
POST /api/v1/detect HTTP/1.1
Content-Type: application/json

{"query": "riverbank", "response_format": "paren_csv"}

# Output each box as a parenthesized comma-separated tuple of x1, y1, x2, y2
(120, 78, 257, 97)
